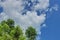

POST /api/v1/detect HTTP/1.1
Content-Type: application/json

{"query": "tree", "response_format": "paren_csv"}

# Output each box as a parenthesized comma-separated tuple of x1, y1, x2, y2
(0, 24, 12, 40)
(2, 23, 10, 33)
(0, 24, 3, 36)
(18, 35, 26, 40)
(0, 19, 37, 40)
(0, 19, 14, 28)
(25, 26, 37, 40)
(6, 19, 15, 28)
(10, 25, 23, 40)
(1, 33, 13, 40)
(0, 20, 7, 25)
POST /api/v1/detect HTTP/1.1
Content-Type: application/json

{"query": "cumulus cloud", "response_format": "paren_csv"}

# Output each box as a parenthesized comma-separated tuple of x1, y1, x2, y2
(33, 0, 49, 10)
(0, 0, 49, 36)
(0, 12, 8, 21)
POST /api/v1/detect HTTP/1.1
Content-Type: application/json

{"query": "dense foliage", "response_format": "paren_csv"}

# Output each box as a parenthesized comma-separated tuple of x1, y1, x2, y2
(0, 19, 37, 40)
(25, 26, 37, 40)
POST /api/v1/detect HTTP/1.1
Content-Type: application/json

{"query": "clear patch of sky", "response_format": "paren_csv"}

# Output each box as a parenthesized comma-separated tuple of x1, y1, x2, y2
(41, 0, 60, 40)
(0, 6, 3, 13)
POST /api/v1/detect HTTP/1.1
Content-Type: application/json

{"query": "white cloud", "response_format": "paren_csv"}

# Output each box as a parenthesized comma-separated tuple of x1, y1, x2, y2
(0, 0, 49, 36)
(0, 12, 8, 21)
(33, 0, 49, 10)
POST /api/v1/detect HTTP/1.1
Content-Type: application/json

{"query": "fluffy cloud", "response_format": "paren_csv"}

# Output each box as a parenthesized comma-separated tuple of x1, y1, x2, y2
(33, 0, 49, 10)
(0, 0, 49, 35)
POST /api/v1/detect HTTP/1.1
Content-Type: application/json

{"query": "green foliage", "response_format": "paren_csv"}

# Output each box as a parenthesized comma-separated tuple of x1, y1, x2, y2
(2, 23, 10, 32)
(1, 20, 7, 25)
(10, 25, 23, 40)
(6, 19, 15, 28)
(0, 19, 37, 40)
(1, 33, 12, 40)
(25, 26, 37, 40)
(18, 35, 26, 40)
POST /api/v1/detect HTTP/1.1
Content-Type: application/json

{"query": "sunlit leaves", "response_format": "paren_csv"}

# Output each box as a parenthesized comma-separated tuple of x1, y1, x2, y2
(0, 19, 37, 40)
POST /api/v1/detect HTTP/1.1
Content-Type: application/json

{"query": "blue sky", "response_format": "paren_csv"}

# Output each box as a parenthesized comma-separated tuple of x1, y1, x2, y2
(0, 0, 60, 40)
(41, 0, 60, 40)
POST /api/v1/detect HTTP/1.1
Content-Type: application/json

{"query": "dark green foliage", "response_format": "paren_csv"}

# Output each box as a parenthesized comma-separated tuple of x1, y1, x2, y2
(0, 19, 37, 40)
(6, 19, 15, 28)
(1, 19, 15, 28)
(10, 26, 23, 40)
(25, 26, 37, 40)
(1, 20, 7, 25)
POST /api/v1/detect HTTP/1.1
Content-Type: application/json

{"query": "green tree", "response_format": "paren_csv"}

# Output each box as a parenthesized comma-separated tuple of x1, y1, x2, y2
(0, 24, 3, 36)
(25, 26, 37, 40)
(0, 20, 7, 25)
(0, 19, 37, 40)
(10, 25, 23, 40)
(6, 19, 15, 28)
(18, 35, 26, 40)
(2, 33, 13, 40)
(2, 23, 10, 33)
